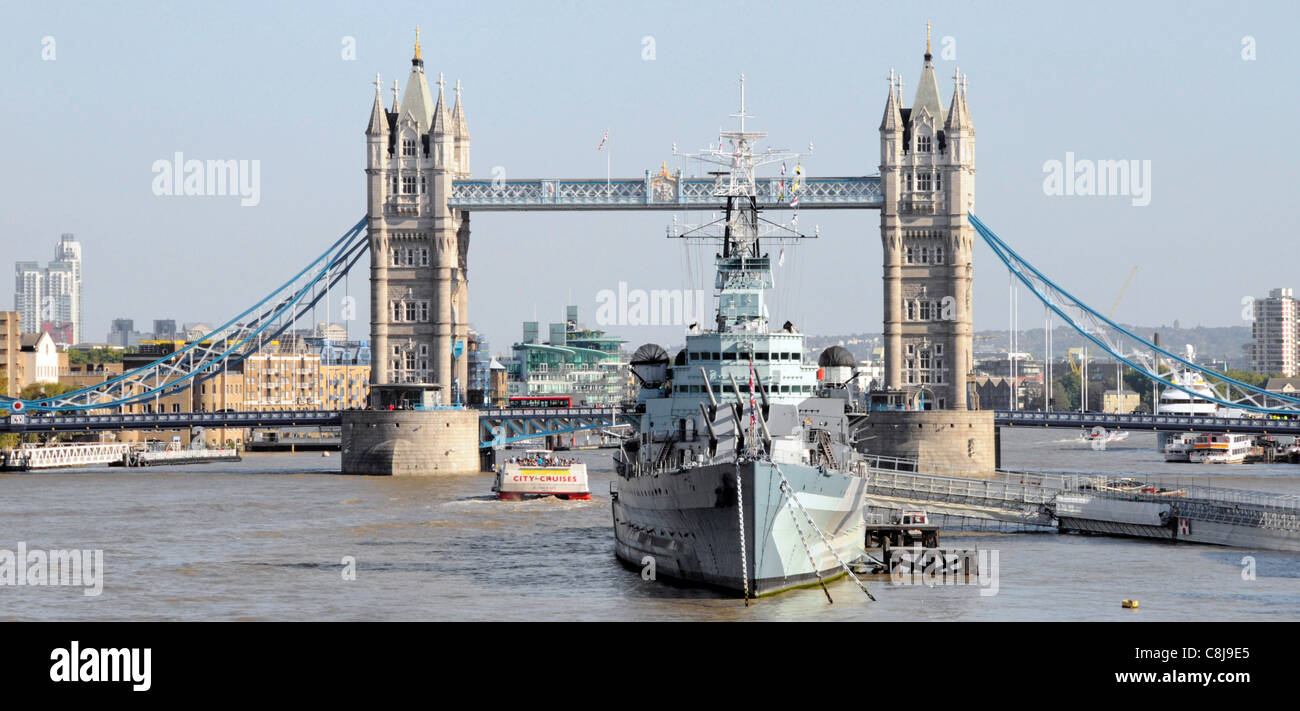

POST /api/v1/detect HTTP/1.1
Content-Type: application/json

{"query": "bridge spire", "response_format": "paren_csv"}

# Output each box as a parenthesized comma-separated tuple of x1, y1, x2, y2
(366, 73, 388, 136)
(911, 26, 945, 126)
(880, 69, 901, 132)
(452, 78, 469, 140)
(399, 37, 435, 131)
(431, 72, 450, 135)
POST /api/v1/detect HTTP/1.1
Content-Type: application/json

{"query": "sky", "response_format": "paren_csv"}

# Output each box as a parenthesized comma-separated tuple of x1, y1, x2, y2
(2, 0, 1296, 355)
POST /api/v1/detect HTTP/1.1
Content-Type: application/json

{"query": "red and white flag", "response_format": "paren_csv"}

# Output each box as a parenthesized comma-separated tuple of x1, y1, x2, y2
(789, 196, 799, 208)
(597, 129, 609, 151)
(748, 360, 756, 431)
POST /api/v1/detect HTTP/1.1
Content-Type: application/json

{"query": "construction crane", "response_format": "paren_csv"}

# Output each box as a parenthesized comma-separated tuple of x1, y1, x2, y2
(1110, 266, 1139, 318)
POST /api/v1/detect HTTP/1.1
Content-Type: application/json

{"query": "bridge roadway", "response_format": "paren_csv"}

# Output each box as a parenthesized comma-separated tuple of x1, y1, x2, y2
(0, 406, 634, 448)
(4, 408, 1297, 438)
(994, 409, 1300, 435)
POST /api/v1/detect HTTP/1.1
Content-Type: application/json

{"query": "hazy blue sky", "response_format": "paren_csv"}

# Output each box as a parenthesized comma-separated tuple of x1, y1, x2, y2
(3, 1, 1296, 353)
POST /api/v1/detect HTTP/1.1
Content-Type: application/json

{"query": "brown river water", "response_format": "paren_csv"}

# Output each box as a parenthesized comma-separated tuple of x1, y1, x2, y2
(1, 429, 1297, 621)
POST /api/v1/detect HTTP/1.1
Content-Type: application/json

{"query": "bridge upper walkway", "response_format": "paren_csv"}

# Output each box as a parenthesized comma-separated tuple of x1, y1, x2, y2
(448, 176, 881, 210)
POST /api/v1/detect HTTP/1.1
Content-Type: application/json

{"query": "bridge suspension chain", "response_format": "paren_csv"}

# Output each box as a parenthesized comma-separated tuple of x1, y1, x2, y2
(2, 217, 369, 412)
(970, 213, 1300, 416)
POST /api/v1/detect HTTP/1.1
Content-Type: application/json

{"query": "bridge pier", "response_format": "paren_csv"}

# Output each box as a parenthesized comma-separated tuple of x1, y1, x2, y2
(860, 410, 996, 474)
(341, 408, 480, 475)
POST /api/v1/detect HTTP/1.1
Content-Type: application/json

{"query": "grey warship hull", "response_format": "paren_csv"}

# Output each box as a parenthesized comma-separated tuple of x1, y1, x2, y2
(612, 459, 868, 597)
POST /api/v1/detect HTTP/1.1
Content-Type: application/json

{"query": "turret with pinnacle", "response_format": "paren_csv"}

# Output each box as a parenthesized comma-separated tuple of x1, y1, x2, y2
(363, 29, 472, 394)
(879, 26, 976, 410)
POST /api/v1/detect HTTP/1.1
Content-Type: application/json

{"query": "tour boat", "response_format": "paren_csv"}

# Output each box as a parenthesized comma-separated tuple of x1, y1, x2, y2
(1188, 433, 1253, 464)
(492, 449, 590, 500)
(1163, 433, 1197, 462)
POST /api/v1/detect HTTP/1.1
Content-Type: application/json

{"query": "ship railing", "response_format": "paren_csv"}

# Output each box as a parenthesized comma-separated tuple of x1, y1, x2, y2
(861, 454, 1075, 489)
(864, 453, 1300, 518)
(1167, 498, 1300, 531)
(863, 466, 1059, 507)
(1077, 473, 1300, 515)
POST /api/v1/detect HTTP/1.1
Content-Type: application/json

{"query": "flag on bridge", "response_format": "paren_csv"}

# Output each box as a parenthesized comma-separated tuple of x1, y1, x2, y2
(597, 129, 609, 151)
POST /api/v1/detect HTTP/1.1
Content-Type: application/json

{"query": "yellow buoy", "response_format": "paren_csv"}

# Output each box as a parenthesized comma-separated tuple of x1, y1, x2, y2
(1122, 599, 1139, 609)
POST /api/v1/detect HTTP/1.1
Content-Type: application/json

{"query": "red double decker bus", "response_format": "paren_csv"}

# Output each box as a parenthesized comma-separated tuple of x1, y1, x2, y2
(508, 396, 572, 408)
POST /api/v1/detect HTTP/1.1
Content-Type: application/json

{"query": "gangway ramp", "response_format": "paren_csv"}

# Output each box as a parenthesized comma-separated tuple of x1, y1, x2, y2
(862, 455, 1062, 527)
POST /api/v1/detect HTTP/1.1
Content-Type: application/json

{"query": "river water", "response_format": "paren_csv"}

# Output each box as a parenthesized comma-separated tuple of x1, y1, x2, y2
(2, 429, 1297, 621)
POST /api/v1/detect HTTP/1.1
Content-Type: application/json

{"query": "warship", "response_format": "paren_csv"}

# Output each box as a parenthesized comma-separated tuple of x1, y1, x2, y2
(611, 79, 873, 598)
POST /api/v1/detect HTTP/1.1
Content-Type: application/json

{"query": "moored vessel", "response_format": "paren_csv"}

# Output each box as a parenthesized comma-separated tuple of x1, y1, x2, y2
(1188, 433, 1253, 464)
(1163, 432, 1197, 462)
(116, 441, 241, 467)
(1, 442, 134, 471)
(610, 80, 871, 598)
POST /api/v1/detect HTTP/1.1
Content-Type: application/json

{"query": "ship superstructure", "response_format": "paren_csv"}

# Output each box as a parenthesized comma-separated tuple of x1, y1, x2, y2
(611, 78, 873, 598)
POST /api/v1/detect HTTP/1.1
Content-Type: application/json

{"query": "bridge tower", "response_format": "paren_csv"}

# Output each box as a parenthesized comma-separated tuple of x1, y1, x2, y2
(880, 31, 975, 410)
(364, 29, 472, 401)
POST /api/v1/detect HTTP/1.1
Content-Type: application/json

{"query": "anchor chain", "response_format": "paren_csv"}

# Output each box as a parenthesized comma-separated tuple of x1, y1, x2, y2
(735, 463, 751, 605)
(781, 486, 834, 603)
(775, 463, 875, 601)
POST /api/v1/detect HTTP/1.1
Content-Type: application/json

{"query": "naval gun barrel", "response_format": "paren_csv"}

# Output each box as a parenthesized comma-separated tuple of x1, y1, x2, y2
(752, 365, 770, 410)
(698, 402, 719, 440)
(700, 367, 719, 409)
(754, 405, 774, 453)
(728, 373, 746, 407)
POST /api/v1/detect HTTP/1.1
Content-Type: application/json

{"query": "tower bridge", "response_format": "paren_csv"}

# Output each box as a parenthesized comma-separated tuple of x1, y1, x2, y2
(4, 28, 1300, 475)
(367, 29, 972, 418)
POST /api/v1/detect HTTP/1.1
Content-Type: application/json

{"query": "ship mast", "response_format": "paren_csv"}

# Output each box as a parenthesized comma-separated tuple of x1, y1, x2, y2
(671, 75, 814, 333)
